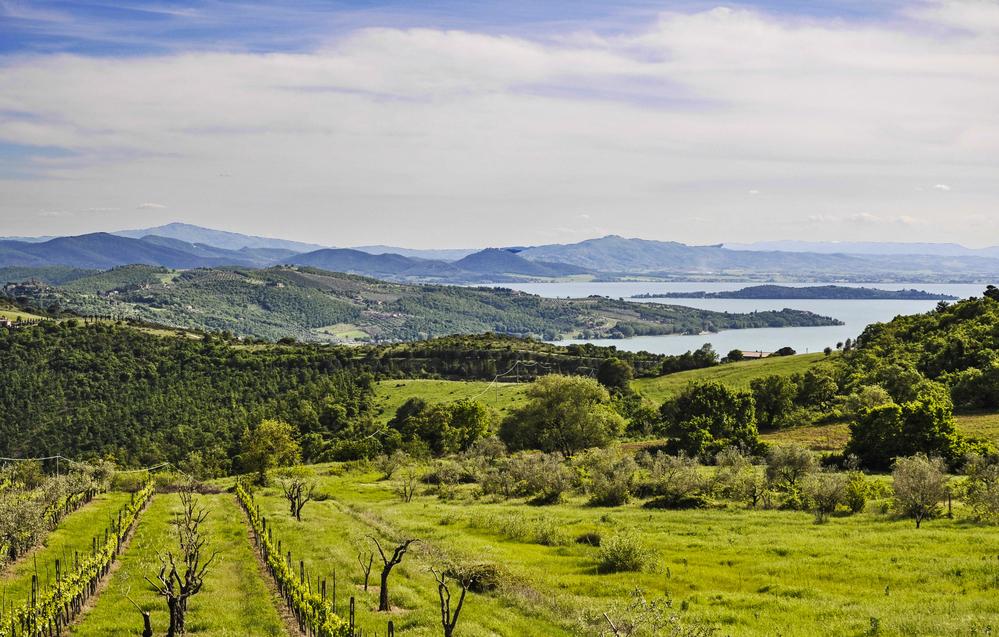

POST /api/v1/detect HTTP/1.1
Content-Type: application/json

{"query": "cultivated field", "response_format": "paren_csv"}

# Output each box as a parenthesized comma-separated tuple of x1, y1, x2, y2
(70, 493, 289, 637)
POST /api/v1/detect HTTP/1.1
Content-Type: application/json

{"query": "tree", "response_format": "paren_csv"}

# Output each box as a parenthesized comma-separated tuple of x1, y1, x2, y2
(368, 536, 418, 611)
(726, 349, 745, 362)
(798, 367, 839, 408)
(660, 382, 758, 457)
(396, 465, 420, 503)
(962, 454, 999, 523)
(750, 375, 798, 430)
(146, 488, 219, 636)
(391, 398, 493, 456)
(239, 419, 301, 485)
(597, 358, 634, 394)
(375, 449, 410, 480)
(276, 467, 318, 521)
(803, 471, 846, 523)
(892, 454, 948, 528)
(846, 393, 963, 470)
(500, 375, 625, 457)
(357, 548, 374, 591)
(765, 444, 817, 491)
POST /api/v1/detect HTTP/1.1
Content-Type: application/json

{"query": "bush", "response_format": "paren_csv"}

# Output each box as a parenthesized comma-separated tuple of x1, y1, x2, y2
(506, 452, 577, 505)
(766, 444, 817, 491)
(844, 471, 869, 513)
(963, 453, 999, 523)
(640, 453, 705, 506)
(598, 532, 656, 573)
(578, 448, 637, 507)
(443, 561, 504, 593)
(892, 454, 948, 528)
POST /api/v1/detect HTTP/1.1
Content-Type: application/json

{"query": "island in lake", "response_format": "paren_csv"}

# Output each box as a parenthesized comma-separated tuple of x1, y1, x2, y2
(633, 284, 959, 301)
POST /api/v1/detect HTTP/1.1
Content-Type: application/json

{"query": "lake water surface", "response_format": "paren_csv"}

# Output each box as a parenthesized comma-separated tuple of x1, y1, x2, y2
(498, 282, 987, 356)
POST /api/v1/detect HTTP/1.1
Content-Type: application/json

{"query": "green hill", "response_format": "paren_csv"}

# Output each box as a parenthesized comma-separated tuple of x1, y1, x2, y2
(4, 264, 841, 343)
(633, 352, 832, 403)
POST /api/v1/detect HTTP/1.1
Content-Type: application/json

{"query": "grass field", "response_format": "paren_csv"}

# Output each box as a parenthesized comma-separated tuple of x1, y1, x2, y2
(632, 353, 832, 403)
(233, 466, 999, 637)
(0, 491, 133, 604)
(0, 307, 45, 321)
(70, 493, 289, 637)
(373, 379, 528, 423)
(249, 475, 575, 636)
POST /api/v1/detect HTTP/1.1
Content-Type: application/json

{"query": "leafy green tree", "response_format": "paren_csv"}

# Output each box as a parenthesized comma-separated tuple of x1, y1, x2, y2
(597, 358, 634, 394)
(500, 375, 625, 457)
(798, 367, 839, 408)
(845, 390, 963, 470)
(750, 375, 798, 430)
(725, 349, 745, 362)
(240, 419, 301, 484)
(660, 382, 758, 457)
(389, 398, 492, 456)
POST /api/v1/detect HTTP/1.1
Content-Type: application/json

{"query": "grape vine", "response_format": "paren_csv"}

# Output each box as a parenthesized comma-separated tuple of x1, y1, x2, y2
(0, 482, 154, 637)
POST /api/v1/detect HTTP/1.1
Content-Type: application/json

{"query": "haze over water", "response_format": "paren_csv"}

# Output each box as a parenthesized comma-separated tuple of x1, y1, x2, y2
(500, 282, 987, 356)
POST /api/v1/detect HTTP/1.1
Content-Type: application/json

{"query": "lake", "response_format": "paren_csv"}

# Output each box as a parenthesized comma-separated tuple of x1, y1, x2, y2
(497, 281, 987, 356)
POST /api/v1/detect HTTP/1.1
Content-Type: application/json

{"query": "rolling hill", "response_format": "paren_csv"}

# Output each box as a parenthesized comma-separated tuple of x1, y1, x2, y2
(114, 221, 325, 252)
(3, 264, 841, 342)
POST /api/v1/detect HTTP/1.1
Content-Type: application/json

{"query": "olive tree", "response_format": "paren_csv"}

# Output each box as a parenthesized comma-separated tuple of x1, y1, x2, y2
(803, 471, 847, 523)
(892, 454, 948, 528)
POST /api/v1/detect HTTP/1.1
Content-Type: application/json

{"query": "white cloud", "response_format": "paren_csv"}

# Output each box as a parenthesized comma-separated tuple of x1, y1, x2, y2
(0, 2, 997, 245)
(933, 184, 952, 191)
(136, 202, 167, 209)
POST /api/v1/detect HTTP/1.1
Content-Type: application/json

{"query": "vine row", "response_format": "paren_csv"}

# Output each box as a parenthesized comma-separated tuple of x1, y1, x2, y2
(235, 480, 350, 637)
(0, 482, 155, 637)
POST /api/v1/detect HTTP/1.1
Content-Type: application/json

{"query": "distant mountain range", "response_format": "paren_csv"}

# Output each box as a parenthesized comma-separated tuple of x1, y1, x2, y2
(724, 240, 999, 259)
(113, 222, 326, 253)
(633, 285, 959, 301)
(4, 223, 999, 282)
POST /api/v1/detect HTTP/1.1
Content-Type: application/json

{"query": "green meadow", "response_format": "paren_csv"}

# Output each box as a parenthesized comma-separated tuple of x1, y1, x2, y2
(225, 466, 999, 637)
(632, 353, 831, 403)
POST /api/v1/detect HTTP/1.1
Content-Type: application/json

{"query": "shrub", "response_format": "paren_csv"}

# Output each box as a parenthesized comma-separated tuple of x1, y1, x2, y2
(576, 531, 602, 546)
(963, 453, 999, 523)
(578, 448, 637, 507)
(766, 444, 817, 491)
(443, 560, 504, 593)
(506, 452, 576, 504)
(641, 453, 705, 506)
(598, 532, 656, 573)
(844, 471, 869, 513)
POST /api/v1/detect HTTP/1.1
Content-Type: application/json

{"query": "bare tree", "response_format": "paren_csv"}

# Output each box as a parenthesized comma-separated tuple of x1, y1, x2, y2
(367, 536, 418, 611)
(278, 469, 318, 521)
(123, 585, 153, 637)
(396, 466, 419, 503)
(146, 489, 220, 636)
(431, 568, 468, 637)
(357, 549, 374, 591)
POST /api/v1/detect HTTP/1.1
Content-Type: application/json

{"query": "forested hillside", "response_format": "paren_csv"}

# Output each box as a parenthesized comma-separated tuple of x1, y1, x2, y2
(0, 322, 694, 470)
(846, 287, 999, 410)
(3, 264, 840, 342)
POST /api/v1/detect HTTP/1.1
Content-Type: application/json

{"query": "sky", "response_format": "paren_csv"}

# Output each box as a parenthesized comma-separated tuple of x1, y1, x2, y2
(1, 0, 998, 248)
